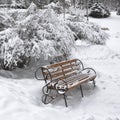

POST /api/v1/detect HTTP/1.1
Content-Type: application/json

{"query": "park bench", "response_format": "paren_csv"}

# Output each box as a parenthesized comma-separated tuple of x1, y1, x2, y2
(40, 59, 96, 107)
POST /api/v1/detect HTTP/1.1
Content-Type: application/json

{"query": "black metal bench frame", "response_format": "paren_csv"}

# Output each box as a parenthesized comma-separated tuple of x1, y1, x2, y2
(40, 59, 96, 107)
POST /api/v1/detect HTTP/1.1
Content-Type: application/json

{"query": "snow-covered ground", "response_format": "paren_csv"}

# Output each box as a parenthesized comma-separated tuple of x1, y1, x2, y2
(0, 12, 120, 120)
(90, 12, 120, 54)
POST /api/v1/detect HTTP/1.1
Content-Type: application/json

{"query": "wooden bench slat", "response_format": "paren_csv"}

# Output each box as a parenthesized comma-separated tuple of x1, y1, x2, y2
(42, 59, 77, 69)
(68, 75, 96, 89)
(43, 64, 79, 76)
(46, 68, 79, 80)
(62, 63, 77, 69)
(55, 74, 89, 86)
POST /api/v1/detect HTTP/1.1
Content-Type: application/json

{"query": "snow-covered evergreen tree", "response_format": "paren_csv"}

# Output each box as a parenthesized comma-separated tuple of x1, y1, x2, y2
(89, 3, 110, 18)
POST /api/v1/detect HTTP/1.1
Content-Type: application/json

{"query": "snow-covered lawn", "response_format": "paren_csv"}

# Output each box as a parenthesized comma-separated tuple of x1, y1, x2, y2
(0, 12, 120, 120)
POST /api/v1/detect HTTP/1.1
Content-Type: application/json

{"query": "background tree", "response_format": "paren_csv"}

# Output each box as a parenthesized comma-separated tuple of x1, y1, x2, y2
(89, 2, 110, 18)
(117, 0, 120, 15)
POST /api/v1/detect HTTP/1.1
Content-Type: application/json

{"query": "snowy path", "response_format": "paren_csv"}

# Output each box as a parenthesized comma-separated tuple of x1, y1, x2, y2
(0, 12, 120, 120)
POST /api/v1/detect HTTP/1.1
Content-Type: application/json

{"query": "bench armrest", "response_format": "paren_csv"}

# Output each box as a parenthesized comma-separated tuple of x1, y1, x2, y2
(81, 67, 97, 77)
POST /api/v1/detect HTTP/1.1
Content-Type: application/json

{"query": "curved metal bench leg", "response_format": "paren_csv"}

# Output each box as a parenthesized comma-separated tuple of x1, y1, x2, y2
(44, 94, 48, 104)
(80, 85, 84, 97)
(42, 85, 54, 104)
(63, 94, 68, 107)
(42, 94, 48, 104)
(93, 79, 96, 87)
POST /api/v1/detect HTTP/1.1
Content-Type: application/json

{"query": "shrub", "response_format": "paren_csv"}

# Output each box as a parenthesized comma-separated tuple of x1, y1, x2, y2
(0, 4, 75, 70)
(67, 14, 108, 45)
(0, 12, 15, 31)
(89, 3, 110, 18)
(44, 2, 63, 14)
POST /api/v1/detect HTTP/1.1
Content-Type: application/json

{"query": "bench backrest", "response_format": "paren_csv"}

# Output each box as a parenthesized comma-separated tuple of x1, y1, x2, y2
(41, 59, 84, 82)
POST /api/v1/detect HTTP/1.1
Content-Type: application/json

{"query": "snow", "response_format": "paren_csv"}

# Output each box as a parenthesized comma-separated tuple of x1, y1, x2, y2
(0, 12, 120, 120)
(90, 12, 120, 54)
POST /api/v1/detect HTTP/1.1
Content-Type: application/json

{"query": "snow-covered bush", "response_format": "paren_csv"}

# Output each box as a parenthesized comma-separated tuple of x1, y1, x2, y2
(17, 7, 75, 58)
(9, 10, 27, 22)
(0, 29, 25, 70)
(117, 7, 120, 15)
(0, 4, 75, 70)
(89, 3, 110, 18)
(0, 12, 15, 31)
(67, 14, 108, 44)
(67, 14, 85, 22)
(44, 2, 63, 14)
(27, 2, 38, 15)
(10, 0, 31, 8)
(45, 1, 71, 14)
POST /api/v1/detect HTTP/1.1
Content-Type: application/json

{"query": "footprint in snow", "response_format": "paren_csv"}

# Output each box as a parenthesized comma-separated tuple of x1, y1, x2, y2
(100, 80, 105, 83)
(102, 87, 106, 90)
